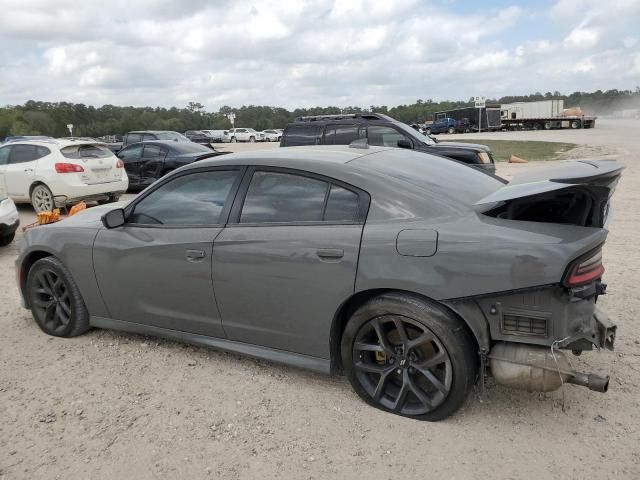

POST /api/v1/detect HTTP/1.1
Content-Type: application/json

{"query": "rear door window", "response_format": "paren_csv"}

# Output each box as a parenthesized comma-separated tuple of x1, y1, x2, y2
(323, 185, 360, 222)
(333, 124, 360, 144)
(8, 144, 48, 164)
(240, 171, 329, 223)
(143, 145, 166, 158)
(119, 144, 144, 160)
(126, 133, 143, 144)
(0, 146, 10, 165)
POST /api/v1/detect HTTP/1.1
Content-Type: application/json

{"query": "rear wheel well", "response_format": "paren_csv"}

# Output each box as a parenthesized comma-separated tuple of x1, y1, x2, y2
(330, 289, 480, 374)
(19, 251, 54, 307)
(29, 181, 47, 197)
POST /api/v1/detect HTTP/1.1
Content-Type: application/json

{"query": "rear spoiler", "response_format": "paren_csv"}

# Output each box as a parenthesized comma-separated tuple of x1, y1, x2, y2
(476, 159, 624, 228)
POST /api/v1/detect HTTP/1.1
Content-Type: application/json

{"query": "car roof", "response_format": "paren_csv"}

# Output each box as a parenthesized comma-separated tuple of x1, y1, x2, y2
(127, 130, 178, 134)
(1, 138, 107, 148)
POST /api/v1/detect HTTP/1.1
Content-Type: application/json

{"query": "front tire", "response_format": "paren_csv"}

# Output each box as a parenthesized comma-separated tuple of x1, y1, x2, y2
(26, 257, 90, 337)
(231, 137, 237, 143)
(341, 292, 477, 421)
(448, 126, 456, 134)
(0, 232, 15, 246)
(31, 184, 55, 213)
(250, 136, 256, 143)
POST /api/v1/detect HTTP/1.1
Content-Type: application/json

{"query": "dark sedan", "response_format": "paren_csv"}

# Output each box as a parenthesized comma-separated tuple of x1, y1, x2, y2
(185, 130, 215, 149)
(116, 140, 225, 190)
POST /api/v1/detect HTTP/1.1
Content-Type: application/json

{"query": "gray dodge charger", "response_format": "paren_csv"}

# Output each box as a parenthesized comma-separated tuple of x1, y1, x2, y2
(16, 145, 622, 421)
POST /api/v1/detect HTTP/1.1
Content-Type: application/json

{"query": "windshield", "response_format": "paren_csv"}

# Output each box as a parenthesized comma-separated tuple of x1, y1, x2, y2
(393, 122, 436, 145)
(155, 132, 190, 142)
(61, 144, 114, 159)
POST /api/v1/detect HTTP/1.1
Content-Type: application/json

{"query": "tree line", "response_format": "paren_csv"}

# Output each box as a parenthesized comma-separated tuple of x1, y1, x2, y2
(1, 88, 638, 139)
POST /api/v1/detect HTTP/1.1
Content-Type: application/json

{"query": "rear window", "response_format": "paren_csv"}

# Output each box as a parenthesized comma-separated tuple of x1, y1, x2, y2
(61, 144, 113, 159)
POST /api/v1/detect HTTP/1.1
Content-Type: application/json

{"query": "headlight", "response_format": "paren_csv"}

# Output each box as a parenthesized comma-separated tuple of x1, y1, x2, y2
(477, 152, 492, 164)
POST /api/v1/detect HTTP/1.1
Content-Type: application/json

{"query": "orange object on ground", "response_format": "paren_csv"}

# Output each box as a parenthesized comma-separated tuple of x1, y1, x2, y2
(37, 209, 61, 225)
(68, 201, 87, 216)
(509, 155, 528, 163)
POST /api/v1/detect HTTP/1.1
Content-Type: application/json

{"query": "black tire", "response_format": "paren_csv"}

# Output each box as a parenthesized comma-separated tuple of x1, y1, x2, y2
(249, 136, 255, 143)
(571, 120, 581, 129)
(26, 257, 90, 337)
(231, 137, 237, 143)
(425, 128, 431, 135)
(544, 121, 552, 130)
(341, 292, 477, 421)
(448, 126, 456, 134)
(0, 232, 15, 246)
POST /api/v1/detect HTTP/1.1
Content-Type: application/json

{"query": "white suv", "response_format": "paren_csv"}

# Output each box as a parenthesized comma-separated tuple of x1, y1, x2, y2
(0, 187, 19, 245)
(0, 139, 128, 213)
(228, 128, 265, 143)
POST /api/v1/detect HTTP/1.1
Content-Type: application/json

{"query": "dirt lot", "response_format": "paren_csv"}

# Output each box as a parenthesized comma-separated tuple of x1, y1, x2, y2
(1, 119, 639, 479)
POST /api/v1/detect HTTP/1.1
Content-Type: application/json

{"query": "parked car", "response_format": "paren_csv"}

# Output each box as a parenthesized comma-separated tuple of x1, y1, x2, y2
(0, 139, 128, 212)
(184, 130, 215, 149)
(122, 131, 190, 149)
(228, 128, 265, 143)
(281, 113, 495, 171)
(116, 140, 225, 190)
(16, 145, 621, 421)
(425, 117, 459, 135)
(261, 129, 281, 142)
(201, 130, 231, 143)
(0, 190, 19, 246)
(2, 136, 53, 144)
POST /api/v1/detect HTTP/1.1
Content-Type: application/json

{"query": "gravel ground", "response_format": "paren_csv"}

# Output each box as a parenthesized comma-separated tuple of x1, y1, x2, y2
(1, 119, 639, 479)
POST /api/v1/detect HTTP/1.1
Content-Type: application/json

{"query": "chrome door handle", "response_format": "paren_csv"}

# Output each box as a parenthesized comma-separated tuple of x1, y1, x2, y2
(186, 249, 206, 261)
(23, 168, 33, 172)
(316, 248, 344, 259)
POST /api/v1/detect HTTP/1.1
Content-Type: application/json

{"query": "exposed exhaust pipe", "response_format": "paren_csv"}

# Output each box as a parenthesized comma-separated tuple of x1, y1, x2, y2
(566, 372, 609, 393)
(488, 342, 609, 393)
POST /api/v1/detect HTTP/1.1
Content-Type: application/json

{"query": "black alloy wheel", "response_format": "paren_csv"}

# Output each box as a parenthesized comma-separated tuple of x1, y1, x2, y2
(352, 315, 452, 416)
(26, 257, 90, 337)
(342, 293, 477, 421)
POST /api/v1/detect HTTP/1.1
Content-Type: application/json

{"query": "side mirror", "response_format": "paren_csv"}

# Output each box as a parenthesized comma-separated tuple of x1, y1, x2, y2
(397, 139, 412, 150)
(102, 208, 126, 229)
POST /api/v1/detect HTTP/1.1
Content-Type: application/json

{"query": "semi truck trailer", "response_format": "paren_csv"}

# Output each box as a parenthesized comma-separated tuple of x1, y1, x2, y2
(500, 99, 596, 130)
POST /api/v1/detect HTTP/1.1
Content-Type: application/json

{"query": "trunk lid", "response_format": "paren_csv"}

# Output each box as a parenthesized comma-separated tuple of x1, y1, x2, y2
(476, 159, 623, 228)
(60, 143, 122, 185)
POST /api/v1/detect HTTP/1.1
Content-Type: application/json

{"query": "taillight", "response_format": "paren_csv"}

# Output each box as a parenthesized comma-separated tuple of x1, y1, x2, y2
(55, 162, 84, 173)
(116, 160, 124, 168)
(564, 248, 605, 287)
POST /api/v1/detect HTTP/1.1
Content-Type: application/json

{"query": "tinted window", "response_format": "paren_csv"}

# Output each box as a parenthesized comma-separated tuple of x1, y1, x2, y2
(282, 124, 322, 146)
(119, 144, 143, 160)
(324, 185, 360, 222)
(126, 133, 143, 144)
(0, 146, 10, 165)
(9, 144, 48, 164)
(143, 145, 165, 158)
(142, 134, 156, 142)
(241, 171, 329, 223)
(367, 126, 410, 148)
(61, 144, 112, 159)
(130, 170, 239, 225)
(334, 125, 360, 144)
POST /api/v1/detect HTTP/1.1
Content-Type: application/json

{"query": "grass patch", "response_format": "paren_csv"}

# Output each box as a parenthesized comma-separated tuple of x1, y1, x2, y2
(452, 139, 577, 162)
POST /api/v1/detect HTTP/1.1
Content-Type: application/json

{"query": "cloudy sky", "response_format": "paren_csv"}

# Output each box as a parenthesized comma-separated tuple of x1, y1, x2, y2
(0, 0, 639, 109)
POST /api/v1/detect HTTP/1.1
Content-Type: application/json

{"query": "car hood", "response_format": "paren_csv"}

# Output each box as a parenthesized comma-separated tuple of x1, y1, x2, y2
(431, 141, 491, 152)
(47, 202, 128, 229)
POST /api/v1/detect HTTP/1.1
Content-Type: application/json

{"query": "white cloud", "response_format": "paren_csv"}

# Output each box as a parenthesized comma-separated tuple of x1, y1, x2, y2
(0, 0, 638, 109)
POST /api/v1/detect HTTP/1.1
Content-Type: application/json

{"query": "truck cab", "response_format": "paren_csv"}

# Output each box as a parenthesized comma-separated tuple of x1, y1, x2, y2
(426, 117, 457, 135)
